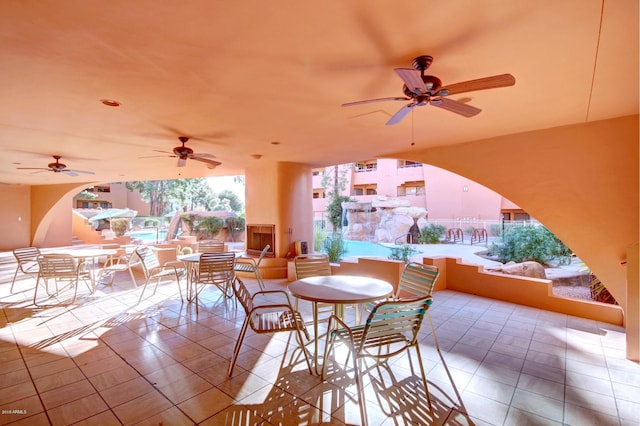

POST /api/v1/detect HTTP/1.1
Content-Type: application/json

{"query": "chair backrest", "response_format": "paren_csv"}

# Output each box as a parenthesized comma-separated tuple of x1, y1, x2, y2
(134, 246, 161, 277)
(198, 240, 225, 253)
(37, 254, 79, 278)
(198, 251, 236, 277)
(294, 254, 332, 279)
(396, 262, 439, 299)
(254, 244, 271, 267)
(231, 277, 253, 316)
(13, 247, 41, 271)
(359, 296, 431, 356)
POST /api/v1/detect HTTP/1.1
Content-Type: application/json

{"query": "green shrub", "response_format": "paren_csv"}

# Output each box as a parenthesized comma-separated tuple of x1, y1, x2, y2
(110, 218, 129, 237)
(489, 225, 572, 265)
(388, 243, 414, 263)
(418, 224, 446, 244)
(322, 232, 347, 263)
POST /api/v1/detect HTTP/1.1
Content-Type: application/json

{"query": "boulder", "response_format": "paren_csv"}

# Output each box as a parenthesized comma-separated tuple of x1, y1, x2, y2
(498, 261, 546, 279)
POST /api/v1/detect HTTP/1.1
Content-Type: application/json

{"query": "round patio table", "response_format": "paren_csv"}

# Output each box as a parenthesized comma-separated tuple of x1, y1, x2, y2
(288, 275, 393, 374)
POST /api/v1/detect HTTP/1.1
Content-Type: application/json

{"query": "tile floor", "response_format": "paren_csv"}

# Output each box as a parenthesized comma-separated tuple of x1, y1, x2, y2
(0, 251, 639, 425)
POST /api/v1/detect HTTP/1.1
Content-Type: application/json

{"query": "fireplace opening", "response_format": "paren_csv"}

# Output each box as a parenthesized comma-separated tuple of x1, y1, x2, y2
(246, 224, 275, 257)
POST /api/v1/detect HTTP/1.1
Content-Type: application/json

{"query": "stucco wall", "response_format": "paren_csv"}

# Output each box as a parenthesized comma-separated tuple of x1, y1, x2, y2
(389, 115, 639, 315)
(0, 185, 31, 249)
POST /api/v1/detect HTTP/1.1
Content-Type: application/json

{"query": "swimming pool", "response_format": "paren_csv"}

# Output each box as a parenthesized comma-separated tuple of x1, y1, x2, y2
(128, 229, 168, 243)
(343, 240, 395, 258)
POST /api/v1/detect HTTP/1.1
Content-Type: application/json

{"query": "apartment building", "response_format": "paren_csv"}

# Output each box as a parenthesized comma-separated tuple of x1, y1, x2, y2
(312, 159, 529, 228)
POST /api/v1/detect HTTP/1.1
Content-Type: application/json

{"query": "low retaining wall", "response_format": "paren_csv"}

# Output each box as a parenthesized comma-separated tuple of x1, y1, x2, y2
(312, 255, 624, 326)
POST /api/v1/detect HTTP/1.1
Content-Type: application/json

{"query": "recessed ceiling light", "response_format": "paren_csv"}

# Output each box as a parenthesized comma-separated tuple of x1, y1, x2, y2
(100, 99, 121, 107)
(251, 154, 263, 159)
(271, 141, 280, 145)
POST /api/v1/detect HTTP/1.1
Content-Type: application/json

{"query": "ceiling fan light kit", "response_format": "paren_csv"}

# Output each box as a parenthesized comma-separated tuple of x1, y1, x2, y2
(145, 136, 222, 169)
(342, 55, 515, 125)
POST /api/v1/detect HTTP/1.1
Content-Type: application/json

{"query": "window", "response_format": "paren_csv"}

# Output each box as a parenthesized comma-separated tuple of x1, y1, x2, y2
(313, 189, 326, 199)
(397, 181, 425, 196)
(354, 160, 377, 172)
(353, 184, 377, 196)
(397, 160, 422, 168)
(312, 168, 323, 176)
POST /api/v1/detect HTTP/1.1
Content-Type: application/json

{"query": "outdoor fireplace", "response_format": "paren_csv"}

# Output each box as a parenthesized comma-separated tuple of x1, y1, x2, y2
(246, 224, 275, 257)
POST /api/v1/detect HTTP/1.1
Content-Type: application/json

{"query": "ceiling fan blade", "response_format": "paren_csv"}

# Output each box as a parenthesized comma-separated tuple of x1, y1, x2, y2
(192, 157, 222, 169)
(394, 68, 426, 94)
(441, 73, 515, 96)
(152, 150, 173, 154)
(16, 167, 48, 171)
(342, 96, 409, 107)
(67, 169, 95, 175)
(190, 153, 215, 159)
(63, 170, 79, 177)
(386, 103, 416, 125)
(177, 158, 187, 167)
(432, 98, 481, 117)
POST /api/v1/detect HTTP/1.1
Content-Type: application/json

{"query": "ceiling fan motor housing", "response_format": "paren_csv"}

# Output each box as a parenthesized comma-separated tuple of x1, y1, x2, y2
(402, 75, 442, 98)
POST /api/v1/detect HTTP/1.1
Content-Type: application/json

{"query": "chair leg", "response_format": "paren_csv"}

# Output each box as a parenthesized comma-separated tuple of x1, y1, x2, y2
(355, 357, 369, 426)
(228, 319, 250, 376)
(254, 268, 265, 291)
(413, 343, 432, 411)
(10, 268, 20, 293)
(426, 311, 441, 352)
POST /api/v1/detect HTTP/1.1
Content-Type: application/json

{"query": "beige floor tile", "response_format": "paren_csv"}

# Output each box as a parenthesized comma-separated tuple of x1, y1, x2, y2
(99, 376, 155, 408)
(0, 381, 38, 406)
(132, 406, 196, 426)
(157, 373, 213, 404)
(33, 366, 86, 393)
(40, 379, 96, 410)
(47, 393, 109, 426)
(112, 390, 173, 425)
(0, 412, 50, 426)
(0, 395, 44, 426)
(177, 387, 235, 423)
(68, 409, 122, 426)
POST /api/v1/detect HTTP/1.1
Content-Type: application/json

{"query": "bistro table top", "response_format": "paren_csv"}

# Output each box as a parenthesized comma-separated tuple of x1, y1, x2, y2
(50, 248, 117, 258)
(288, 275, 393, 305)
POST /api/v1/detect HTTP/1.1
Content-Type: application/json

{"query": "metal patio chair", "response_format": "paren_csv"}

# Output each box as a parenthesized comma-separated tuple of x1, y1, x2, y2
(228, 277, 312, 377)
(34, 253, 93, 305)
(234, 244, 270, 290)
(10, 247, 41, 293)
(134, 246, 185, 304)
(322, 296, 433, 426)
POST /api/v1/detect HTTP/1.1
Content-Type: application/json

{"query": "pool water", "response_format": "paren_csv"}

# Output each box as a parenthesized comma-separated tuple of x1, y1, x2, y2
(344, 240, 395, 258)
(128, 229, 168, 242)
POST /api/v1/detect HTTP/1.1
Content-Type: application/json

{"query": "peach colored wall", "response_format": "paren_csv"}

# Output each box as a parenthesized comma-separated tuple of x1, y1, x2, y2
(0, 185, 31, 250)
(628, 243, 639, 361)
(31, 183, 91, 247)
(246, 162, 313, 258)
(423, 165, 503, 220)
(389, 115, 639, 318)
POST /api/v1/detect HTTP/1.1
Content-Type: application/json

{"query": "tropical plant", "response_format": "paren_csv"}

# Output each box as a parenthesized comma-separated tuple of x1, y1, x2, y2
(313, 224, 328, 252)
(322, 232, 347, 263)
(180, 214, 224, 240)
(388, 243, 414, 263)
(418, 223, 447, 244)
(321, 164, 354, 230)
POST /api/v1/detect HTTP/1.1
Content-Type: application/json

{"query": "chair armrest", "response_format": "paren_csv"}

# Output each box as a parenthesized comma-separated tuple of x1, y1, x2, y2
(163, 260, 186, 269)
(327, 314, 355, 341)
(252, 289, 294, 307)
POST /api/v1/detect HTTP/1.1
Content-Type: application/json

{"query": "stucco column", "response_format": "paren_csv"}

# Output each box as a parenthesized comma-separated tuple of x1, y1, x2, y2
(627, 243, 639, 361)
(245, 161, 313, 258)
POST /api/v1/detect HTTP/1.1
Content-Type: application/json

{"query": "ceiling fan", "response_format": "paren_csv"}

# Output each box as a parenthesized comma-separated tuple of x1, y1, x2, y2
(342, 55, 515, 125)
(16, 155, 95, 177)
(148, 136, 221, 169)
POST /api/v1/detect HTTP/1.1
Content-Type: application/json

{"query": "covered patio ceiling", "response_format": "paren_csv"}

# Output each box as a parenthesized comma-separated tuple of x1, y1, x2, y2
(0, 1, 637, 185)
